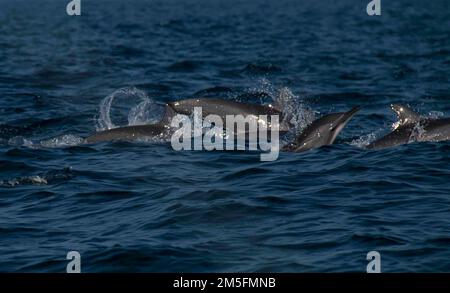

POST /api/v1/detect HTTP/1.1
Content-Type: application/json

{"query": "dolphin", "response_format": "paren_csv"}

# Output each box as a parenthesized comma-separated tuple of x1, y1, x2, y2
(84, 124, 172, 144)
(84, 98, 290, 144)
(283, 106, 361, 152)
(168, 98, 291, 133)
(84, 105, 176, 144)
(84, 97, 289, 144)
(367, 104, 450, 150)
(169, 98, 282, 118)
(84, 98, 361, 151)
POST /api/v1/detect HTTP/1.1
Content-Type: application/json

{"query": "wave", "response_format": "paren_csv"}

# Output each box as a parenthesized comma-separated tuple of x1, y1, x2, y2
(167, 60, 202, 72)
(242, 62, 283, 74)
(0, 167, 74, 188)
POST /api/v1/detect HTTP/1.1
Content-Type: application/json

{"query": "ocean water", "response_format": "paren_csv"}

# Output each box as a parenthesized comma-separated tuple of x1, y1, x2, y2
(0, 0, 450, 272)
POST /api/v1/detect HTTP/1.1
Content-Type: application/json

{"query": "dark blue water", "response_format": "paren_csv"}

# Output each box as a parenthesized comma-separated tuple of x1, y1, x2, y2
(1, 0, 450, 272)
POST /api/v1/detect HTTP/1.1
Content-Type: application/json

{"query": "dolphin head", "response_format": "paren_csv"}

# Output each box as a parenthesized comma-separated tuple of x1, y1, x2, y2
(366, 104, 422, 150)
(391, 104, 421, 127)
(289, 106, 361, 152)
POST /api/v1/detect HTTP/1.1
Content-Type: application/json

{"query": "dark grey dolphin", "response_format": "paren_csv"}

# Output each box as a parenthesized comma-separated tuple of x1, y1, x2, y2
(283, 106, 361, 152)
(84, 124, 172, 144)
(168, 98, 291, 133)
(367, 104, 450, 150)
(84, 105, 175, 144)
(169, 98, 283, 118)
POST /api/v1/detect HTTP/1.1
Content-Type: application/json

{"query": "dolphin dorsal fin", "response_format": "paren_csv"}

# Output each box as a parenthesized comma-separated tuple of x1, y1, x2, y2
(391, 104, 421, 125)
(160, 104, 177, 125)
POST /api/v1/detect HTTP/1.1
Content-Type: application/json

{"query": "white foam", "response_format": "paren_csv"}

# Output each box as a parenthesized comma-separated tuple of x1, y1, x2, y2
(7, 136, 35, 148)
(40, 134, 84, 148)
(350, 132, 378, 148)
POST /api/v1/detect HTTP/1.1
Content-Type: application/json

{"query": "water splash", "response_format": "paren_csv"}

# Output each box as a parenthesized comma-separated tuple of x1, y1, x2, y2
(0, 175, 48, 187)
(96, 87, 163, 131)
(5, 135, 85, 149)
(7, 136, 35, 148)
(39, 134, 85, 148)
(427, 111, 444, 119)
(97, 90, 116, 131)
(0, 167, 74, 188)
(249, 79, 314, 131)
(275, 86, 314, 131)
(250, 78, 276, 100)
(127, 98, 161, 126)
(350, 132, 378, 148)
(410, 122, 427, 143)
(245, 79, 315, 148)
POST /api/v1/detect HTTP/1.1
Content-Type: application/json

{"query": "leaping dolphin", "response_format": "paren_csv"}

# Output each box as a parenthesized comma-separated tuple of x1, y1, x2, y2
(367, 104, 450, 150)
(283, 106, 361, 152)
(169, 98, 283, 118)
(168, 98, 291, 133)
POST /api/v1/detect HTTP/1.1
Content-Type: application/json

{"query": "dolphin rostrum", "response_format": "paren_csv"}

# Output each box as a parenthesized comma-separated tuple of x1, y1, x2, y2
(283, 106, 361, 152)
(367, 104, 450, 150)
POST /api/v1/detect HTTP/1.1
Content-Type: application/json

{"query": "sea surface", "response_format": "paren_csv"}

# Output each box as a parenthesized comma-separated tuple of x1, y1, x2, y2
(0, 0, 449, 272)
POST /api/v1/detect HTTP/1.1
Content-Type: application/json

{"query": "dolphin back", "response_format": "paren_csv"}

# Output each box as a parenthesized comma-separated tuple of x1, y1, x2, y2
(168, 98, 282, 118)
